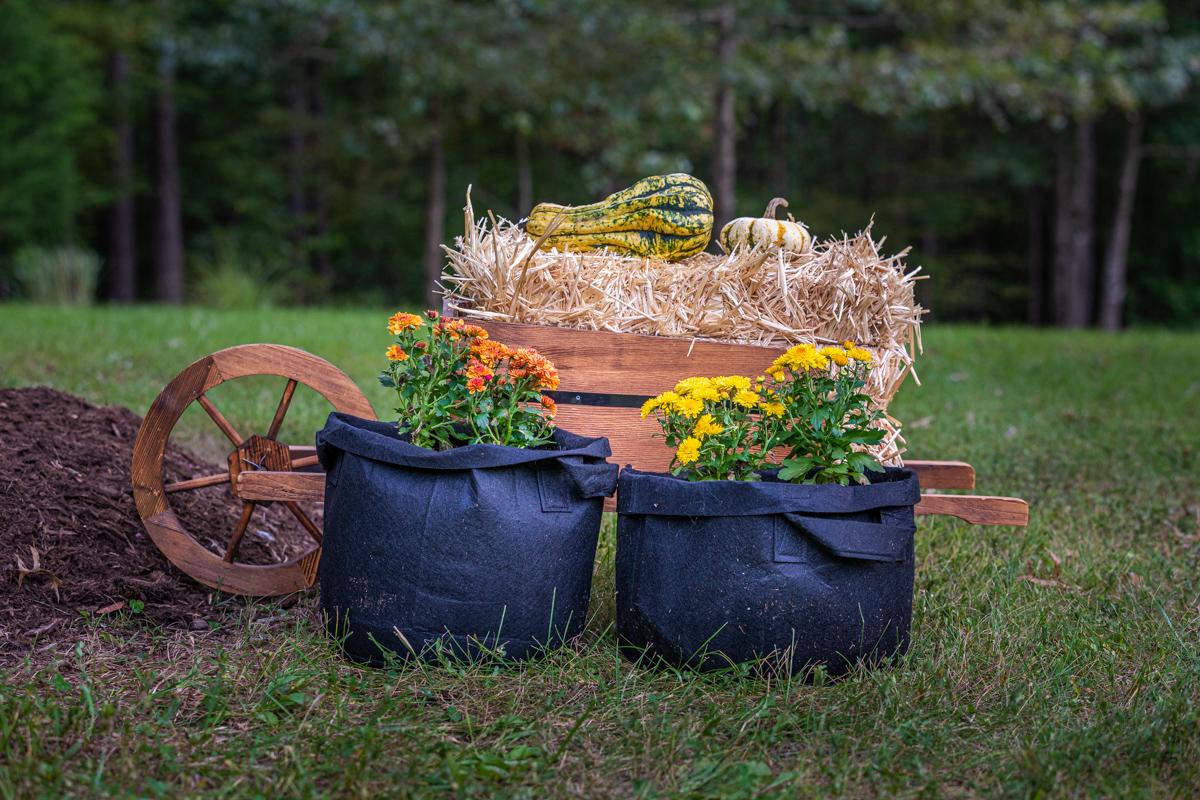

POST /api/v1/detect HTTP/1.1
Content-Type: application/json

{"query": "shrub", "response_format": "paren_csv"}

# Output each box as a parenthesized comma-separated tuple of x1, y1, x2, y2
(190, 233, 286, 309)
(11, 246, 100, 305)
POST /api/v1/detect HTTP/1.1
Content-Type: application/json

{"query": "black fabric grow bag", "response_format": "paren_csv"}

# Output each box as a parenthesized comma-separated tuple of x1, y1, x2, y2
(316, 413, 617, 665)
(615, 467, 920, 675)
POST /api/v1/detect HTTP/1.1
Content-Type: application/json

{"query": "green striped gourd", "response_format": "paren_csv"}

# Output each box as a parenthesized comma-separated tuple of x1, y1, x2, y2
(524, 174, 713, 262)
(718, 197, 812, 255)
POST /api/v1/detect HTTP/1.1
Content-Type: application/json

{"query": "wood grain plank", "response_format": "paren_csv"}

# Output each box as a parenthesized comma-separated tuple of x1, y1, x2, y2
(555, 405, 675, 472)
(238, 471, 326, 503)
(915, 494, 1028, 526)
(478, 320, 788, 396)
(904, 460, 975, 490)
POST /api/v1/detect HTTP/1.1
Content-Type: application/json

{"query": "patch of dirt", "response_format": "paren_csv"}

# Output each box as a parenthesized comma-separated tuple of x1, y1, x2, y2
(0, 387, 317, 662)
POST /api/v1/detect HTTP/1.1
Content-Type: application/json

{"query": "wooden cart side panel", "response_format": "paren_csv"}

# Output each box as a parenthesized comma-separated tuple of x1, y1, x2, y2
(477, 319, 789, 396)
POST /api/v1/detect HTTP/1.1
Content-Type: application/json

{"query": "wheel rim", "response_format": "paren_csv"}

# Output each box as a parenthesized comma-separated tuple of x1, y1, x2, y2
(131, 344, 375, 596)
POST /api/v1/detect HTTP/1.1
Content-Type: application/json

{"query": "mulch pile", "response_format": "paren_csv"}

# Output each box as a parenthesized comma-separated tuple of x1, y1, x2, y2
(0, 387, 314, 661)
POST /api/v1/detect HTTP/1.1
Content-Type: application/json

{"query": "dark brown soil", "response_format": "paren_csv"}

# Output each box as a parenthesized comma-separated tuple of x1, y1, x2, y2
(0, 387, 315, 660)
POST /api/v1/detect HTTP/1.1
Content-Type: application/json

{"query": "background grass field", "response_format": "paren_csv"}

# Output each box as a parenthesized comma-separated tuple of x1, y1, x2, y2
(1, 304, 1198, 797)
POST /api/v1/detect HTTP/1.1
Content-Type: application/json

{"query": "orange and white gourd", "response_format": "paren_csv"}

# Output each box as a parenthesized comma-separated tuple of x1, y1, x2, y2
(718, 197, 812, 255)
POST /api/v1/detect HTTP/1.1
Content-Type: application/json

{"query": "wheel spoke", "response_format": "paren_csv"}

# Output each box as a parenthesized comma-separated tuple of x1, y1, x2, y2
(289, 454, 320, 470)
(165, 472, 230, 493)
(223, 501, 257, 563)
(197, 393, 244, 447)
(285, 501, 322, 544)
(266, 379, 298, 441)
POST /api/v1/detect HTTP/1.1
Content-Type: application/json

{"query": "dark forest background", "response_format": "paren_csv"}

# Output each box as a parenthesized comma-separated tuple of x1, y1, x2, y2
(3, 0, 1198, 327)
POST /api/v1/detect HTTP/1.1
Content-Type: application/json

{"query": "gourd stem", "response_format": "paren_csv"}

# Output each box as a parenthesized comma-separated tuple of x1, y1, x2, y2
(762, 197, 789, 219)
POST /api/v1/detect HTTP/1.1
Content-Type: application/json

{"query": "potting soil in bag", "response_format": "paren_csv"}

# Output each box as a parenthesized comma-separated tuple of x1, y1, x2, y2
(316, 413, 618, 665)
(616, 467, 920, 675)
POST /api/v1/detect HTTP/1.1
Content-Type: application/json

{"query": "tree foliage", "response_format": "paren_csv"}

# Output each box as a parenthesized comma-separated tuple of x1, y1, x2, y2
(0, 0, 1197, 324)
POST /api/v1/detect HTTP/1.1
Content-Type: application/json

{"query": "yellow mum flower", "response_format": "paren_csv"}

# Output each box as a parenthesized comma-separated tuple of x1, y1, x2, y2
(691, 413, 724, 439)
(676, 396, 705, 418)
(676, 437, 701, 465)
(733, 389, 760, 408)
(674, 376, 714, 395)
(640, 397, 661, 419)
(847, 346, 872, 362)
(652, 391, 682, 413)
(820, 346, 850, 366)
(712, 375, 752, 392)
(780, 344, 829, 372)
(767, 366, 786, 381)
(689, 386, 722, 402)
(760, 401, 786, 417)
(386, 345, 409, 362)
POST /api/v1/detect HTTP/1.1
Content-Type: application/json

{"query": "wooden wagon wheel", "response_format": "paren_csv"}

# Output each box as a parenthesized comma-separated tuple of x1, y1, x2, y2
(131, 344, 375, 596)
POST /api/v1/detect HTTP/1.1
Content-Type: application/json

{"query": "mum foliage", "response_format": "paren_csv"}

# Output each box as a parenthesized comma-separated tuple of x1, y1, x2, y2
(379, 310, 559, 449)
(642, 342, 886, 484)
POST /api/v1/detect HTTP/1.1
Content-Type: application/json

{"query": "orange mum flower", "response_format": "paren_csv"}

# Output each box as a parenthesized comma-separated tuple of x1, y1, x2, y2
(461, 324, 488, 340)
(387, 312, 423, 335)
(508, 348, 560, 390)
(465, 359, 494, 380)
(386, 345, 409, 362)
(466, 376, 487, 394)
(470, 338, 512, 365)
(540, 395, 557, 417)
(433, 319, 462, 339)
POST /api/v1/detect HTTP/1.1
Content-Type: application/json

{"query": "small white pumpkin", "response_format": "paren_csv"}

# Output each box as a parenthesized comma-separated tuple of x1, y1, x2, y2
(718, 197, 812, 255)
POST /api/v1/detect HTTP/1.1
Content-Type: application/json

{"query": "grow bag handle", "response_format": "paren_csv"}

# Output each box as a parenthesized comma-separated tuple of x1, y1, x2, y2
(558, 460, 620, 499)
(780, 513, 914, 563)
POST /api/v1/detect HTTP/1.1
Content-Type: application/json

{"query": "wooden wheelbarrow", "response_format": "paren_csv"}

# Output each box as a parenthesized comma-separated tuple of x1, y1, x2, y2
(132, 321, 1029, 597)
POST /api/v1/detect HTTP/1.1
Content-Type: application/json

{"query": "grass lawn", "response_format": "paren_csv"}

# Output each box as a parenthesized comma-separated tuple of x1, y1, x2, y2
(1, 303, 1199, 797)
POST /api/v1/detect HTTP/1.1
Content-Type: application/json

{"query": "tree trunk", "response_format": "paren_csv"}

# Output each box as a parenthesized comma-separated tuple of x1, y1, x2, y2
(422, 103, 446, 307)
(308, 58, 331, 283)
(1052, 131, 1074, 326)
(154, 0, 185, 304)
(711, 4, 737, 244)
(287, 56, 308, 265)
(107, 50, 137, 302)
(1027, 186, 1045, 325)
(770, 99, 790, 199)
(922, 118, 942, 285)
(1064, 118, 1097, 327)
(1099, 113, 1144, 331)
(515, 128, 532, 217)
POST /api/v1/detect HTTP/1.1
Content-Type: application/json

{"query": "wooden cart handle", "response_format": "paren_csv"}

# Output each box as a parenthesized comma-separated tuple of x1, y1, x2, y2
(915, 494, 1028, 526)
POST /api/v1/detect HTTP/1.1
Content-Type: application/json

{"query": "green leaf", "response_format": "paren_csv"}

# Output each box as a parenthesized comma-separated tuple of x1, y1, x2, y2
(847, 429, 886, 445)
(778, 457, 813, 482)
